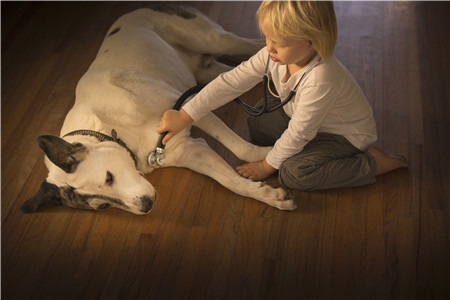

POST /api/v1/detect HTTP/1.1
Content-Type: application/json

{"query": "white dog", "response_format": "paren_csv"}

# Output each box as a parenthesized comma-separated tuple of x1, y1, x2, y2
(21, 5, 296, 215)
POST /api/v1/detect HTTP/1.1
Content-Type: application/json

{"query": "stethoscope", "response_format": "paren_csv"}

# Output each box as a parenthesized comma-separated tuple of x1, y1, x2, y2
(148, 54, 321, 168)
(235, 54, 321, 116)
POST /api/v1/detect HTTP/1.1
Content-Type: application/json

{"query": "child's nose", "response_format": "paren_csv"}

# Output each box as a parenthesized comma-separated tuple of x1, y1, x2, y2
(266, 40, 275, 53)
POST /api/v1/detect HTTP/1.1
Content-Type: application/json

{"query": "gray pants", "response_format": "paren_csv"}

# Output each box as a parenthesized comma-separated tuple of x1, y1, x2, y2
(247, 98, 377, 191)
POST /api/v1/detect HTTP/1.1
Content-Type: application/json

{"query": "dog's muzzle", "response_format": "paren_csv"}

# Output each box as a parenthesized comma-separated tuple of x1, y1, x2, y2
(140, 195, 155, 213)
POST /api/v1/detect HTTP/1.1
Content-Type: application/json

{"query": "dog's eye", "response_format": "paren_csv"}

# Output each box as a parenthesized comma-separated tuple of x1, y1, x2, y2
(105, 171, 114, 185)
(98, 203, 111, 210)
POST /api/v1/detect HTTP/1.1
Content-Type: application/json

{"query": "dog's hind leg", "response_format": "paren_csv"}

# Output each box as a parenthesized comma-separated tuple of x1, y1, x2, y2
(146, 5, 265, 56)
(194, 55, 234, 84)
(193, 112, 271, 163)
(171, 137, 296, 210)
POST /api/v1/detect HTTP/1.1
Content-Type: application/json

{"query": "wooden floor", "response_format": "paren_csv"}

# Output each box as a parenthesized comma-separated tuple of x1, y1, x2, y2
(2, 1, 449, 299)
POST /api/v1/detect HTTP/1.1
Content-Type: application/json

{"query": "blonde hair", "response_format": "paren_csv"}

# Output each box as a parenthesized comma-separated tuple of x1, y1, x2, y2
(257, 1, 337, 59)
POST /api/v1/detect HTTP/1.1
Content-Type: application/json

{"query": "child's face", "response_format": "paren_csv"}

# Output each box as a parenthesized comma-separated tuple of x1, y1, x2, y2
(260, 20, 316, 70)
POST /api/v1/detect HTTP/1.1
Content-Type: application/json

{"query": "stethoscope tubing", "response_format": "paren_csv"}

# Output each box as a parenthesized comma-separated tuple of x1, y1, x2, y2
(233, 55, 320, 116)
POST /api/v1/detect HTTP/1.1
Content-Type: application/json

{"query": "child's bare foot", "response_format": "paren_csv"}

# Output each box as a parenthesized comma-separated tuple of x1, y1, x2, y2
(367, 147, 409, 175)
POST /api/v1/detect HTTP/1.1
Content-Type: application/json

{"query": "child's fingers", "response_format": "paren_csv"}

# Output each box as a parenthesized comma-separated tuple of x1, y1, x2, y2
(156, 110, 177, 133)
(155, 124, 164, 134)
(156, 109, 193, 144)
(156, 113, 172, 133)
(162, 132, 175, 145)
(156, 124, 169, 134)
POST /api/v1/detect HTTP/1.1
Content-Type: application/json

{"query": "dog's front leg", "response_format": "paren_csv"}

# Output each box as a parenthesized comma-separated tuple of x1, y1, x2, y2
(170, 137, 296, 210)
(194, 113, 272, 163)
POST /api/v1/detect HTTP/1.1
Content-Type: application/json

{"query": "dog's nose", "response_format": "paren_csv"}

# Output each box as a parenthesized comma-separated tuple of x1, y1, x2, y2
(140, 195, 155, 213)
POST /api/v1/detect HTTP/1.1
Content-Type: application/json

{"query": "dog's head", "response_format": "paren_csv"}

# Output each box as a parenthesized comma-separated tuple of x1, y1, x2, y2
(21, 135, 156, 215)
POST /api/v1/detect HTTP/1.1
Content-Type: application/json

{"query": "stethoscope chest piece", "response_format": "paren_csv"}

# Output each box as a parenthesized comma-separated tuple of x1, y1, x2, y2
(148, 147, 166, 168)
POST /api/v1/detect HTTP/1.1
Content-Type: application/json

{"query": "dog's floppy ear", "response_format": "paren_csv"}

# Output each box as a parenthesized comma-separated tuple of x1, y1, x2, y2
(21, 181, 62, 213)
(37, 135, 88, 173)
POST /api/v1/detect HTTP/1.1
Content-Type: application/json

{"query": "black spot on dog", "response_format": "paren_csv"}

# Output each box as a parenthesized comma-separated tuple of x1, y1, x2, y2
(148, 4, 196, 20)
(108, 27, 121, 36)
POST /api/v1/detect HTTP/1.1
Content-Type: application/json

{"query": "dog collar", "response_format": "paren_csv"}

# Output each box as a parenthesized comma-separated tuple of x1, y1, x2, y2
(63, 129, 138, 167)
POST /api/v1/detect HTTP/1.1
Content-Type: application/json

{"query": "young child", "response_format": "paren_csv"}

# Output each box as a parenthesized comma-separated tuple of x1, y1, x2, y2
(156, 1, 408, 191)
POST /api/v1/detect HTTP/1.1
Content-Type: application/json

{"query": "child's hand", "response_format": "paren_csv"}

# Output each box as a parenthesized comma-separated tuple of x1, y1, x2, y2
(236, 159, 276, 181)
(156, 109, 193, 145)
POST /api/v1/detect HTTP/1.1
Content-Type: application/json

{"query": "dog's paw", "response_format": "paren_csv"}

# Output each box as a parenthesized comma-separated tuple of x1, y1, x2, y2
(273, 191, 297, 211)
(260, 184, 297, 211)
(275, 199, 297, 211)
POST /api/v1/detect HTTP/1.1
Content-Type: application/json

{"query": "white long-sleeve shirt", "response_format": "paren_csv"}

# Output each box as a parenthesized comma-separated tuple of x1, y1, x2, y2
(183, 47, 377, 169)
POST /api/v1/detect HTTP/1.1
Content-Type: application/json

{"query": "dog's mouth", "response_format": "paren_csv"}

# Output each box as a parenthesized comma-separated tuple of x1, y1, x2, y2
(60, 186, 154, 214)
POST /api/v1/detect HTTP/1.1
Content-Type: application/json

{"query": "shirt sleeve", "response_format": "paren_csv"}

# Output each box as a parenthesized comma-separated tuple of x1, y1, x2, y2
(265, 82, 338, 169)
(182, 48, 268, 122)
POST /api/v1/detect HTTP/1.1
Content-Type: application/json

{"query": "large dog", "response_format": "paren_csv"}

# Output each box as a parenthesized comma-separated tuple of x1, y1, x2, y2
(21, 5, 296, 215)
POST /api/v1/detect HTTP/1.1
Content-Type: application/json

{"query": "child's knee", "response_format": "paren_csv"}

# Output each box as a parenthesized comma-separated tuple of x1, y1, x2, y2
(278, 162, 322, 191)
